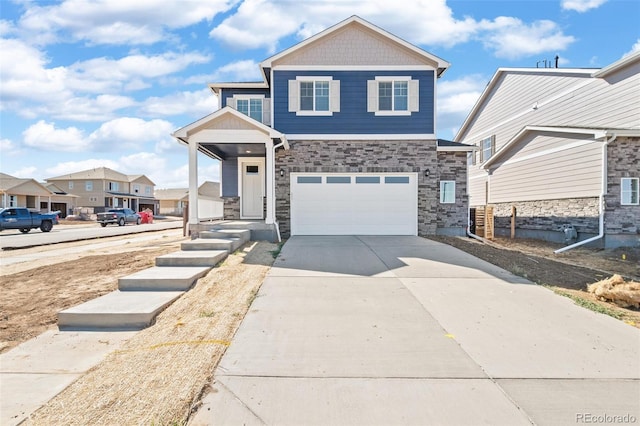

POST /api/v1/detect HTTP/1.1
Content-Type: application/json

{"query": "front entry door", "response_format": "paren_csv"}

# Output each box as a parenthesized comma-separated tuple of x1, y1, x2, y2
(241, 162, 263, 218)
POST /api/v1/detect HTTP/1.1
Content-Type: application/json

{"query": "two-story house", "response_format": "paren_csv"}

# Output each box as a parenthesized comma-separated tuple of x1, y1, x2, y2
(174, 15, 473, 240)
(456, 52, 640, 249)
(46, 167, 158, 213)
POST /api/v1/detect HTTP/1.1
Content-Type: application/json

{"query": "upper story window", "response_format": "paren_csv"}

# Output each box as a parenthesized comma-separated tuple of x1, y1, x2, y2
(621, 178, 639, 205)
(68, 181, 74, 190)
(237, 98, 263, 122)
(228, 95, 270, 126)
(368, 77, 418, 116)
(145, 186, 152, 196)
(479, 136, 495, 163)
(85, 181, 93, 191)
(288, 77, 340, 116)
(108, 182, 119, 191)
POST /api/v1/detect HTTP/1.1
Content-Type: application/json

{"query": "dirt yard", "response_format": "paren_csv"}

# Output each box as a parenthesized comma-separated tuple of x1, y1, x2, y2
(0, 230, 185, 353)
(431, 236, 640, 328)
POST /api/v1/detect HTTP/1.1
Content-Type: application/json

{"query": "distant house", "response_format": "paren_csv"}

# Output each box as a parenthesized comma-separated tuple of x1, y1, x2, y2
(156, 181, 222, 218)
(173, 16, 473, 239)
(43, 182, 80, 218)
(1, 172, 55, 210)
(46, 167, 158, 213)
(455, 52, 640, 248)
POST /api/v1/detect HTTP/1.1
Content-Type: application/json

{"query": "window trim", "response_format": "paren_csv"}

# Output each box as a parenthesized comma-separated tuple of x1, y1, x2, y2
(621, 177, 639, 205)
(479, 136, 495, 163)
(440, 180, 456, 204)
(368, 76, 419, 116)
(289, 76, 340, 116)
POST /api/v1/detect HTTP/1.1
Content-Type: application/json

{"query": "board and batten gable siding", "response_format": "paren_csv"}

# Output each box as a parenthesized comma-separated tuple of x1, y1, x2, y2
(488, 133, 602, 203)
(272, 70, 435, 135)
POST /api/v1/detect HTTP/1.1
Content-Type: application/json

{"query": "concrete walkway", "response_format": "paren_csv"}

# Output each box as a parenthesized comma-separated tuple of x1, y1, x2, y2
(192, 236, 640, 426)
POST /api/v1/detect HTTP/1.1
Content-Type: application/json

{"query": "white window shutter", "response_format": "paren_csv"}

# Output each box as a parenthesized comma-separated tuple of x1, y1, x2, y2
(227, 97, 236, 109)
(330, 80, 340, 112)
(408, 79, 419, 112)
(288, 80, 299, 112)
(367, 80, 378, 112)
(263, 98, 271, 126)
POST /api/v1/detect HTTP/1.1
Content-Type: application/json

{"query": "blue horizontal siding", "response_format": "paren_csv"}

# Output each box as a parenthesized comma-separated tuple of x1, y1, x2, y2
(221, 88, 270, 108)
(273, 70, 435, 134)
(221, 157, 238, 197)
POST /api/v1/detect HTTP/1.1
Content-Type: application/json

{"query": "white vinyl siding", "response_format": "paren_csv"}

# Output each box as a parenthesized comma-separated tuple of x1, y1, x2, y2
(367, 77, 419, 115)
(288, 77, 340, 116)
(488, 135, 602, 203)
(621, 178, 639, 205)
(440, 181, 456, 203)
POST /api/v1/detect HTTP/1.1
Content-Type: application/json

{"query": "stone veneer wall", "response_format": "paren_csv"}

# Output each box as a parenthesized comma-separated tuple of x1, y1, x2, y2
(491, 198, 600, 234)
(436, 151, 469, 234)
(274, 140, 440, 238)
(222, 196, 240, 220)
(604, 137, 640, 246)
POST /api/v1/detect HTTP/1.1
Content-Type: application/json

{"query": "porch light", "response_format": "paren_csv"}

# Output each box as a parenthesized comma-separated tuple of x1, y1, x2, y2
(280, 169, 285, 177)
(424, 169, 430, 177)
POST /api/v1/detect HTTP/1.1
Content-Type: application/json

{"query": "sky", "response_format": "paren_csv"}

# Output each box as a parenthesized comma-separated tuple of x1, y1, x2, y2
(1, 0, 638, 189)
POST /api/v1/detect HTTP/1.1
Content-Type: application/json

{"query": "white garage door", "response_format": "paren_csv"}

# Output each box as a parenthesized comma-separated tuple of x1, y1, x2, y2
(290, 173, 418, 235)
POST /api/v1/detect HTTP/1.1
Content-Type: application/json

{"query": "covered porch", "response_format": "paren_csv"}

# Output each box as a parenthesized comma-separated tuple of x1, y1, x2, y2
(172, 107, 288, 240)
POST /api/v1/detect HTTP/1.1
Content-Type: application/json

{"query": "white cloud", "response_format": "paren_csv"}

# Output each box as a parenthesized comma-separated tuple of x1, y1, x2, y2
(212, 60, 262, 82)
(10, 166, 38, 179)
(17, 0, 239, 46)
(437, 75, 488, 139)
(480, 17, 575, 59)
(623, 39, 640, 58)
(1, 138, 19, 155)
(22, 120, 89, 152)
(561, 0, 608, 12)
(210, 0, 479, 51)
(140, 89, 218, 118)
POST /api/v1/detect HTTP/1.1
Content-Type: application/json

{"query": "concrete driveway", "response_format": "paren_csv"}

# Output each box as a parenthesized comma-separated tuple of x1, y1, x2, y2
(192, 236, 640, 426)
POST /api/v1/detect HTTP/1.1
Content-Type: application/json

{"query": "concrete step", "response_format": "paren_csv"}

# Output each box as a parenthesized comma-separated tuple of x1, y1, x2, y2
(118, 266, 211, 291)
(156, 250, 228, 267)
(181, 237, 243, 252)
(58, 290, 183, 330)
(201, 229, 250, 243)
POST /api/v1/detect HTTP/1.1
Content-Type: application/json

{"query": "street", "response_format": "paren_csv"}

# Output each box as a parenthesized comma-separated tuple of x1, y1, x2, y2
(0, 219, 184, 250)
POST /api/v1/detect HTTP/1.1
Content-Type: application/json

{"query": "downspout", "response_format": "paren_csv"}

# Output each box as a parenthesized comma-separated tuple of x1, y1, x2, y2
(554, 133, 616, 254)
(272, 140, 286, 243)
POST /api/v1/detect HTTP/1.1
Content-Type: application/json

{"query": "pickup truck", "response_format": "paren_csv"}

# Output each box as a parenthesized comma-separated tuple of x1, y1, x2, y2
(96, 208, 141, 227)
(0, 207, 59, 233)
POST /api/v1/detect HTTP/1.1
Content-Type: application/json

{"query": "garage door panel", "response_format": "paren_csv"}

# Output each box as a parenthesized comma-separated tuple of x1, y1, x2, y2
(291, 173, 417, 235)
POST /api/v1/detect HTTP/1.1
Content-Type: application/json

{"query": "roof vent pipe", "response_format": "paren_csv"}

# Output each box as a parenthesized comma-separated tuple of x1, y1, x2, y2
(555, 55, 559, 68)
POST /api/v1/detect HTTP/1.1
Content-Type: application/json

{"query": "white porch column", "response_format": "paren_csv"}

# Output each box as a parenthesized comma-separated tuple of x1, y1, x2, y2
(265, 138, 275, 224)
(188, 138, 199, 225)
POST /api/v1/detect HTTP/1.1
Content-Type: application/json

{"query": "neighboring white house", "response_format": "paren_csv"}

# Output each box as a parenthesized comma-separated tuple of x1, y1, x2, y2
(455, 51, 640, 248)
(155, 181, 223, 219)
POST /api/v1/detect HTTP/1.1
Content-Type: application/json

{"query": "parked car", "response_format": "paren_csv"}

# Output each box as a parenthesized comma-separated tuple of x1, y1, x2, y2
(0, 207, 59, 233)
(96, 208, 141, 227)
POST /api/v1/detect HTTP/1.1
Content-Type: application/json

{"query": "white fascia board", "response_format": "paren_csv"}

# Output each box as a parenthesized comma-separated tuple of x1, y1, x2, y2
(592, 51, 640, 78)
(437, 146, 476, 152)
(286, 134, 436, 141)
(260, 15, 449, 74)
(482, 125, 608, 169)
(208, 82, 269, 95)
(274, 65, 435, 71)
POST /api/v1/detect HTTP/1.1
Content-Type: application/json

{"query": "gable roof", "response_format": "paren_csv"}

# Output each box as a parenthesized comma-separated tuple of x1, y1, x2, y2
(155, 188, 188, 201)
(455, 52, 640, 142)
(210, 15, 450, 95)
(47, 167, 128, 182)
(0, 173, 53, 196)
(261, 15, 449, 76)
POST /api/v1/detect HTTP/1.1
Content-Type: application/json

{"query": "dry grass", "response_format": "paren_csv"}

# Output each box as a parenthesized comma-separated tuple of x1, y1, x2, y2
(25, 241, 277, 426)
